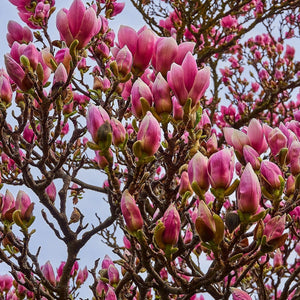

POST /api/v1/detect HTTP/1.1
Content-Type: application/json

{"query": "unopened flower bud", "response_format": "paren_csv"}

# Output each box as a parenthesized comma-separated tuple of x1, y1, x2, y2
(121, 190, 143, 233)
(237, 163, 261, 214)
(136, 111, 161, 157)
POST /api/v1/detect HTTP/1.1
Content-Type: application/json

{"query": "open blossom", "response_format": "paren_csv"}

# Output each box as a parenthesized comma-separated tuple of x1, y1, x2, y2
(152, 37, 195, 76)
(9, 0, 55, 29)
(6, 20, 33, 47)
(56, 0, 101, 49)
(167, 52, 210, 106)
(116, 25, 156, 75)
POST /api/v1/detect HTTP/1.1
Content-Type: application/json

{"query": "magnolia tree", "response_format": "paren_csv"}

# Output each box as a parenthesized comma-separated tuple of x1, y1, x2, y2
(0, 0, 300, 299)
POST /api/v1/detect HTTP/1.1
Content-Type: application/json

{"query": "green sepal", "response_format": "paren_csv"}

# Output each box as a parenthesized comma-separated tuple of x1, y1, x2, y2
(98, 131, 112, 153)
(100, 277, 109, 284)
(133, 140, 143, 159)
(249, 209, 268, 223)
(118, 133, 128, 151)
(213, 214, 224, 244)
(278, 147, 288, 167)
(153, 220, 166, 250)
(69, 39, 79, 62)
(36, 62, 44, 83)
(137, 155, 155, 166)
(55, 96, 63, 112)
(25, 216, 35, 228)
(49, 58, 58, 71)
(20, 55, 30, 68)
(132, 118, 139, 132)
(12, 210, 25, 229)
(140, 97, 151, 117)
(191, 181, 205, 198)
(261, 186, 275, 200)
(119, 72, 132, 83)
(210, 187, 225, 199)
(110, 61, 119, 77)
(237, 210, 251, 224)
(183, 98, 192, 117)
(164, 244, 178, 259)
(224, 179, 240, 196)
(86, 141, 101, 151)
(194, 105, 203, 129)
(229, 253, 243, 262)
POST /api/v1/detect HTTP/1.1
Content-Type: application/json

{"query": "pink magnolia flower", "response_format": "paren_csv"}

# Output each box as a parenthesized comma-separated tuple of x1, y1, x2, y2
(131, 78, 153, 118)
(231, 288, 252, 300)
(15, 190, 34, 221)
(207, 148, 235, 189)
(115, 46, 133, 77)
(0, 74, 13, 105)
(152, 37, 195, 76)
(237, 163, 261, 214)
(267, 127, 287, 156)
(53, 63, 68, 84)
(9, 0, 55, 29)
(264, 215, 287, 248)
(188, 151, 209, 193)
(159, 204, 181, 248)
(4, 53, 30, 91)
(108, 264, 119, 286)
(224, 127, 250, 154)
(76, 267, 88, 286)
(152, 72, 172, 114)
(45, 181, 56, 203)
(243, 145, 260, 171)
(116, 25, 156, 75)
(110, 118, 126, 147)
(105, 287, 117, 300)
(86, 104, 110, 144)
(220, 15, 238, 28)
(56, 0, 101, 49)
(0, 274, 13, 292)
(179, 171, 193, 196)
(0, 190, 15, 222)
(121, 190, 143, 232)
(288, 140, 300, 175)
(136, 111, 161, 156)
(247, 119, 268, 154)
(6, 20, 33, 47)
(41, 261, 56, 287)
(260, 160, 282, 190)
(167, 52, 210, 106)
(102, 255, 114, 270)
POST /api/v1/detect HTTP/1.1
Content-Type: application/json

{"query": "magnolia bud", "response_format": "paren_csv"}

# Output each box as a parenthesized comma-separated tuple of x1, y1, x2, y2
(121, 190, 143, 233)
